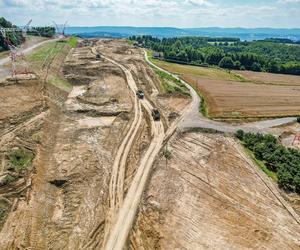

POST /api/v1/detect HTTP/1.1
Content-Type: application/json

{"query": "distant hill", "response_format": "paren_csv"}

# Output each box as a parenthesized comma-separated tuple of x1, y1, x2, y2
(65, 26, 300, 41)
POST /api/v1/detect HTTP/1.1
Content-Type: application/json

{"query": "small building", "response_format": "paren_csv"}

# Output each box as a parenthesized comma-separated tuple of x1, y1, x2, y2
(153, 52, 164, 59)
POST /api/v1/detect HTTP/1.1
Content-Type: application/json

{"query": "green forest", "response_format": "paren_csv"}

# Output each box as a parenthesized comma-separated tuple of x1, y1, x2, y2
(0, 17, 55, 51)
(236, 130, 300, 193)
(0, 17, 24, 51)
(130, 35, 300, 75)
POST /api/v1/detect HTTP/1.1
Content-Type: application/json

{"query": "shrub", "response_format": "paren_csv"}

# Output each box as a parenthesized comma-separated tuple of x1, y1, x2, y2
(237, 132, 300, 193)
(235, 129, 244, 140)
(8, 148, 34, 172)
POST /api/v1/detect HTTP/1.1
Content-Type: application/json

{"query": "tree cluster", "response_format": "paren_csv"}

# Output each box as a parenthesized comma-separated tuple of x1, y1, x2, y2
(130, 35, 300, 75)
(0, 17, 56, 51)
(0, 17, 24, 51)
(27, 26, 56, 37)
(236, 130, 300, 193)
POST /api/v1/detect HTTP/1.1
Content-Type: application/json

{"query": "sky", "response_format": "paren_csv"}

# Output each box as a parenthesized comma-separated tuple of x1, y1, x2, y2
(0, 0, 300, 28)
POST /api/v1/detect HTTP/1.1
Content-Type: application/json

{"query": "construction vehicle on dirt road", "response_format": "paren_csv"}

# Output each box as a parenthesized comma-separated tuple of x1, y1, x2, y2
(136, 90, 144, 99)
(151, 109, 160, 121)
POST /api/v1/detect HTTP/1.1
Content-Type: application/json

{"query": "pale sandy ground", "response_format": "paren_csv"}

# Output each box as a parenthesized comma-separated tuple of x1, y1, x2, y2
(132, 132, 300, 250)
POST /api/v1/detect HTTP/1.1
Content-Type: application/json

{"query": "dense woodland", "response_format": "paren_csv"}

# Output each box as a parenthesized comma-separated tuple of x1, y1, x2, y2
(130, 35, 300, 75)
(0, 17, 24, 51)
(0, 17, 55, 51)
(236, 130, 300, 193)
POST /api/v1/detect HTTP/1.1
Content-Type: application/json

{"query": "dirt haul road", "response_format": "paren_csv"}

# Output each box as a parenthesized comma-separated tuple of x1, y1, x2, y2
(91, 48, 144, 242)
(144, 50, 297, 133)
(97, 52, 165, 250)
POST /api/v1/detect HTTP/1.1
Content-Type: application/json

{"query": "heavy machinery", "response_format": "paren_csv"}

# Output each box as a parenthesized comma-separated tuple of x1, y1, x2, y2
(136, 90, 144, 99)
(151, 109, 160, 121)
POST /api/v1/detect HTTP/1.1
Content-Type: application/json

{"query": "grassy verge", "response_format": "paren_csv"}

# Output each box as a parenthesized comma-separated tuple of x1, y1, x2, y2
(27, 41, 66, 64)
(50, 76, 72, 91)
(243, 146, 278, 182)
(27, 40, 73, 92)
(197, 89, 208, 117)
(68, 36, 78, 48)
(147, 50, 190, 96)
(153, 68, 190, 96)
(9, 148, 34, 172)
(127, 39, 134, 46)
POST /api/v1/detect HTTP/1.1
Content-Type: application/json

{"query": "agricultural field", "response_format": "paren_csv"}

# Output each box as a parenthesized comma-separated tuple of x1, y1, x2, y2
(151, 59, 300, 119)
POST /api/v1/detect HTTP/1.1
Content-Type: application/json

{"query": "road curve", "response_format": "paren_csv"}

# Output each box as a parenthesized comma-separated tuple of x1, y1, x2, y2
(144, 50, 297, 133)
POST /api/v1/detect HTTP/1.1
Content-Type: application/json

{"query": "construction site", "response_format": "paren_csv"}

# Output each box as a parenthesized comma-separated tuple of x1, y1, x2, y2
(0, 25, 300, 250)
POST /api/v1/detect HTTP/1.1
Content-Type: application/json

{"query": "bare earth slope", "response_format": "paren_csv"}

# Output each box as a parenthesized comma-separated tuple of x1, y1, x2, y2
(0, 44, 133, 249)
(131, 131, 300, 249)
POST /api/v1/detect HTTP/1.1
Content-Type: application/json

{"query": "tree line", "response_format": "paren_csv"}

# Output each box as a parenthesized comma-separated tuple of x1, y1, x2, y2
(236, 130, 300, 193)
(130, 35, 300, 75)
(0, 17, 24, 51)
(0, 17, 55, 51)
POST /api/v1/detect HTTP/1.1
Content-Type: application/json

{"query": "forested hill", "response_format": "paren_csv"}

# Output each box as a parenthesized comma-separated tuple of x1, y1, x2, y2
(65, 26, 300, 41)
(131, 36, 300, 75)
(0, 17, 23, 51)
(0, 17, 55, 51)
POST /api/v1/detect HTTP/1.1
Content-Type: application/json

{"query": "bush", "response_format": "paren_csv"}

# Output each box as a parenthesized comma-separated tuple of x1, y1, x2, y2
(8, 148, 34, 172)
(235, 129, 244, 140)
(237, 132, 300, 193)
(297, 117, 300, 123)
(219, 57, 235, 69)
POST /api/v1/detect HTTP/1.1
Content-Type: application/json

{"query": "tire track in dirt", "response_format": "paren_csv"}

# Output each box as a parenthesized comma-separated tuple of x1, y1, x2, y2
(95, 50, 165, 250)
(99, 53, 144, 244)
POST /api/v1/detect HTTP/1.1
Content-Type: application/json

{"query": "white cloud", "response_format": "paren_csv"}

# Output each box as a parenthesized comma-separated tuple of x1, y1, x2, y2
(278, 0, 300, 3)
(0, 0, 299, 28)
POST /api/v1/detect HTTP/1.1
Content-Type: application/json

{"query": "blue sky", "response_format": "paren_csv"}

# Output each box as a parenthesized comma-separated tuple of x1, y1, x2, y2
(0, 0, 299, 28)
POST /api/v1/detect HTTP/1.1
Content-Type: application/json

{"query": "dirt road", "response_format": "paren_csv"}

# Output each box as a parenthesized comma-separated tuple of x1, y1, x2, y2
(99, 52, 165, 250)
(95, 51, 143, 243)
(144, 50, 297, 133)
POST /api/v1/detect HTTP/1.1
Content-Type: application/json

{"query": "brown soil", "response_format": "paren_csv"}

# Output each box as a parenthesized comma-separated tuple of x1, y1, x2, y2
(97, 40, 190, 128)
(234, 70, 300, 86)
(183, 75, 300, 118)
(131, 131, 300, 249)
(0, 42, 134, 249)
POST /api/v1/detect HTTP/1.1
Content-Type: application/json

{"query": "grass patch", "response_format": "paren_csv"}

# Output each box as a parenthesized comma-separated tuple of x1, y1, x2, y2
(27, 41, 66, 64)
(127, 39, 134, 45)
(68, 36, 78, 48)
(186, 83, 208, 117)
(154, 68, 190, 96)
(197, 89, 208, 117)
(243, 147, 278, 182)
(147, 49, 153, 59)
(8, 148, 34, 172)
(50, 76, 72, 91)
(1, 174, 17, 186)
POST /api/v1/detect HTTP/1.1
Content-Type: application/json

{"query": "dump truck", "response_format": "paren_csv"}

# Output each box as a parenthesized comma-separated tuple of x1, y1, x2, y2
(136, 90, 144, 99)
(151, 109, 160, 121)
